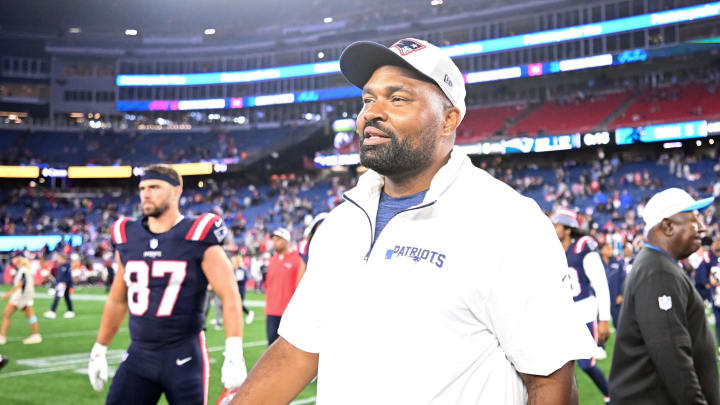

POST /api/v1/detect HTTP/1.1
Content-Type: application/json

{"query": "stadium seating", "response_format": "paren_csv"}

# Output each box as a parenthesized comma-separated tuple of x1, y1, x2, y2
(509, 92, 630, 136)
(611, 84, 720, 128)
(456, 104, 528, 143)
(0, 126, 314, 166)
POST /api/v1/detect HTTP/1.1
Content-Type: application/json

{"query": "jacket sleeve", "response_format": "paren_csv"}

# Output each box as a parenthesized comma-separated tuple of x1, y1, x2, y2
(633, 271, 708, 405)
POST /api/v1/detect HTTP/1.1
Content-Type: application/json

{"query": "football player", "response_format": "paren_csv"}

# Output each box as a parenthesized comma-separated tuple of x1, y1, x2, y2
(44, 251, 75, 319)
(88, 164, 247, 405)
(551, 208, 612, 404)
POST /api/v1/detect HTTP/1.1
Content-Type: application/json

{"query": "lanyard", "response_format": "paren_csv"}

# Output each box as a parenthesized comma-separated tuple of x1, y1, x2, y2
(644, 243, 678, 263)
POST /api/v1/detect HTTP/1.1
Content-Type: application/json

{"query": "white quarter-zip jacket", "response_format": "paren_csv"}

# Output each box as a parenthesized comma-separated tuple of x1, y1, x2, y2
(279, 147, 596, 404)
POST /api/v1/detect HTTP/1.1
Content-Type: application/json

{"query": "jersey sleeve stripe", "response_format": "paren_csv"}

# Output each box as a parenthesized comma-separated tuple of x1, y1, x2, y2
(196, 214, 220, 241)
(185, 216, 203, 240)
(574, 236, 591, 254)
(186, 213, 217, 241)
(112, 218, 129, 244)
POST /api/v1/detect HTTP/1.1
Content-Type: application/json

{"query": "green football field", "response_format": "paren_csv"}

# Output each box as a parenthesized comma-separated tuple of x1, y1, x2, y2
(0, 285, 634, 404)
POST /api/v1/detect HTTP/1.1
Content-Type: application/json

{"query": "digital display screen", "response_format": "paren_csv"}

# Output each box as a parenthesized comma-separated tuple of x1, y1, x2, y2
(0, 234, 82, 252)
(0, 165, 40, 178)
(67, 166, 133, 178)
(615, 120, 708, 144)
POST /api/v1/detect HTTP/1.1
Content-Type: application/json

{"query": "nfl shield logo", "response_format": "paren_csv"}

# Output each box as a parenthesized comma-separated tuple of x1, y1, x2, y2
(150, 238, 158, 249)
(658, 295, 672, 311)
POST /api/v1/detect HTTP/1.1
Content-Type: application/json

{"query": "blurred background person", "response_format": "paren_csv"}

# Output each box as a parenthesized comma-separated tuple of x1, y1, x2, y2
(44, 251, 75, 319)
(0, 252, 42, 345)
(264, 227, 304, 346)
(600, 240, 627, 328)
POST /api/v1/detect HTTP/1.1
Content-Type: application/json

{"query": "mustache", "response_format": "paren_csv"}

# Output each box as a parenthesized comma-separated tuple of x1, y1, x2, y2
(363, 120, 396, 139)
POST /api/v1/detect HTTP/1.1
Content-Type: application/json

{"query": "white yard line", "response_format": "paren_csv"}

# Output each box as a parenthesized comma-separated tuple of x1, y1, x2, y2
(6, 328, 128, 343)
(29, 293, 266, 307)
(0, 340, 268, 379)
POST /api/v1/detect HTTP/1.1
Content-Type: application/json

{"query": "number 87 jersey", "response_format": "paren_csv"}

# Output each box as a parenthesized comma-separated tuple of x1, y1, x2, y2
(112, 213, 227, 350)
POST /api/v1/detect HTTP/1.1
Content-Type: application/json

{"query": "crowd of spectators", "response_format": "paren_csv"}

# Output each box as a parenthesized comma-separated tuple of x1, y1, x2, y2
(2, 145, 720, 289)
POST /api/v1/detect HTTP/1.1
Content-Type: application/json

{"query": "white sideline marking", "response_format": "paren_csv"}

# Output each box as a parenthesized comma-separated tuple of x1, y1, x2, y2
(30, 293, 266, 307)
(290, 397, 316, 405)
(5, 328, 128, 343)
(0, 340, 268, 379)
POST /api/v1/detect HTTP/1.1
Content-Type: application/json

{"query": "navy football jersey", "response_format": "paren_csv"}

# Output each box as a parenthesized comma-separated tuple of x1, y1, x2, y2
(565, 236, 598, 302)
(111, 213, 227, 349)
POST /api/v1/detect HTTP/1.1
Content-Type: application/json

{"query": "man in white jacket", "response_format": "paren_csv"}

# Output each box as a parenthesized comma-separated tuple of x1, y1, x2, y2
(232, 38, 596, 405)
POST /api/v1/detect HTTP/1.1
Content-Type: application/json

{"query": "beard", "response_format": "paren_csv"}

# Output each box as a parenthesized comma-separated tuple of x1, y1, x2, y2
(142, 201, 169, 218)
(360, 121, 437, 177)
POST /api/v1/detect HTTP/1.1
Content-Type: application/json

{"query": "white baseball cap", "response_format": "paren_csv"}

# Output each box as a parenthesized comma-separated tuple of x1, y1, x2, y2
(642, 188, 714, 237)
(271, 227, 291, 242)
(340, 38, 466, 119)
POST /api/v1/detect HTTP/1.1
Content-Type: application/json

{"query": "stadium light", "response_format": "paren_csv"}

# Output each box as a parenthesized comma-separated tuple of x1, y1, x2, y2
(431, 0, 443, 5)
(125, 29, 138, 36)
(323, 17, 333, 23)
(204, 28, 216, 35)
(68, 27, 81, 34)
(317, 51, 325, 59)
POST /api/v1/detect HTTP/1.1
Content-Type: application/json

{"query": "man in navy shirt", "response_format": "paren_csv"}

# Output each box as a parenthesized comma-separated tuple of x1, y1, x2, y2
(44, 252, 75, 319)
(87, 164, 248, 405)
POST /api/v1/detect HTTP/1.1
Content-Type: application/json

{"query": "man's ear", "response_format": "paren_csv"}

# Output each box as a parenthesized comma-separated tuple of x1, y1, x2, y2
(441, 106, 461, 140)
(660, 218, 674, 236)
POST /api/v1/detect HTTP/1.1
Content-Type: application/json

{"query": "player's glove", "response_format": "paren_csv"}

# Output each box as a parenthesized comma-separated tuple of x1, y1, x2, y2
(88, 342, 109, 392)
(221, 337, 248, 389)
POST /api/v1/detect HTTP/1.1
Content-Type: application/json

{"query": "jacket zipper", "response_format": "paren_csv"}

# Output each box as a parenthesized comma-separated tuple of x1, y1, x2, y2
(343, 194, 436, 261)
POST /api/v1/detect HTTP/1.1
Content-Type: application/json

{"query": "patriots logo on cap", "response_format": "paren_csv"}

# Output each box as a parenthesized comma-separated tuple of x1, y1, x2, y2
(391, 38, 426, 55)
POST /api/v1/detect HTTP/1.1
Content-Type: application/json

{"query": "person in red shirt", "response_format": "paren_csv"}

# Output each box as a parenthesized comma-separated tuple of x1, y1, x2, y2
(264, 228, 305, 346)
